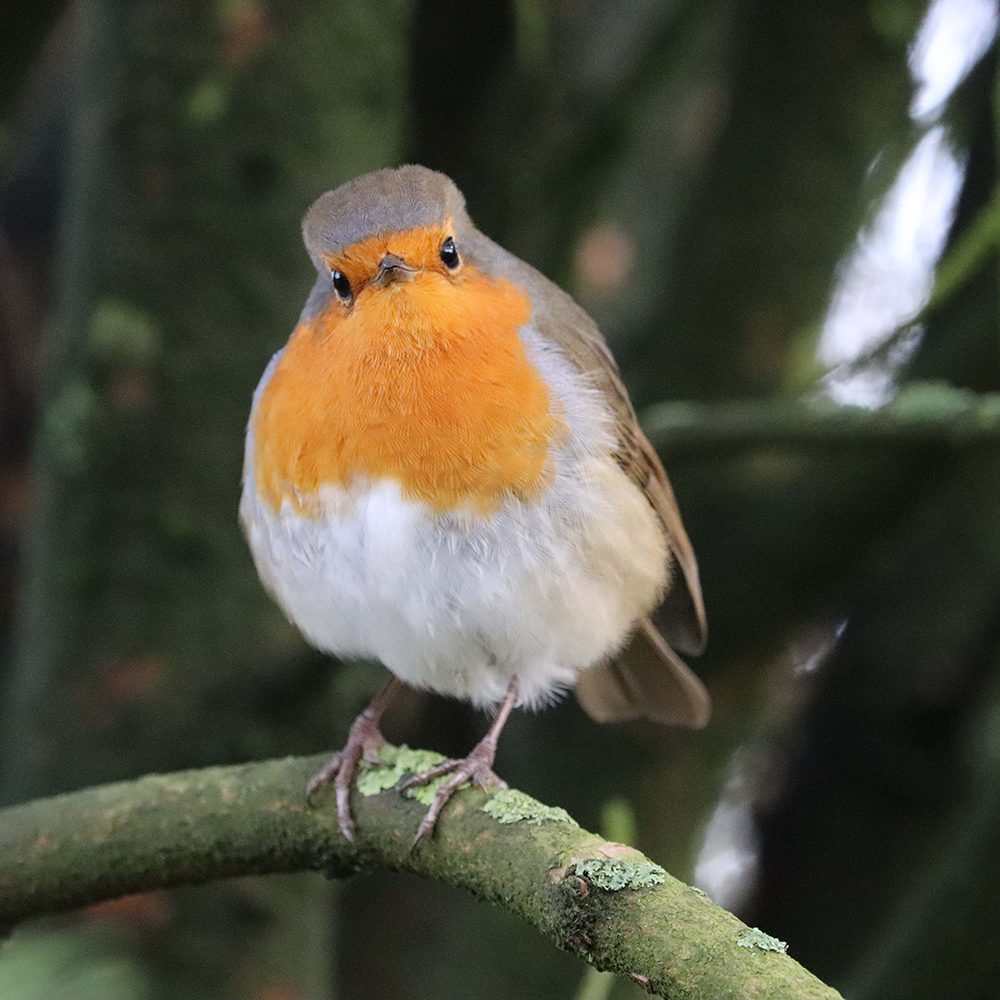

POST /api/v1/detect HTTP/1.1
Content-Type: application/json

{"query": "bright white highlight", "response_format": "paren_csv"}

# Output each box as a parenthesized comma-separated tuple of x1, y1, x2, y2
(819, 128, 963, 405)
(910, 0, 999, 120)
(817, 0, 995, 405)
(693, 768, 760, 911)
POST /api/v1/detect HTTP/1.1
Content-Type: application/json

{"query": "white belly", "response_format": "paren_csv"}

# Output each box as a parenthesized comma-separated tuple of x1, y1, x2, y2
(239, 326, 668, 709)
(240, 462, 666, 709)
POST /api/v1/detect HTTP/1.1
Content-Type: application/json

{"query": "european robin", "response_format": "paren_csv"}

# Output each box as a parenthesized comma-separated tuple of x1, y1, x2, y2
(240, 165, 709, 844)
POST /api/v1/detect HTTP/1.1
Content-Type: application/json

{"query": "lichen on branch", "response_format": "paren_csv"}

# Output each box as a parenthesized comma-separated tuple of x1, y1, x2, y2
(0, 750, 843, 999)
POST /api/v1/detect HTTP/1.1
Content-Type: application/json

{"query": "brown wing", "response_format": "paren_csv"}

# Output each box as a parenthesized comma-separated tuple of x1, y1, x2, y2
(535, 289, 707, 657)
(466, 233, 708, 727)
(532, 285, 708, 727)
(576, 619, 710, 728)
(612, 389, 707, 656)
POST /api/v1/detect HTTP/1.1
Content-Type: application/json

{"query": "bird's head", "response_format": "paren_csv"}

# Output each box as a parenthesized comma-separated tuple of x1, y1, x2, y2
(301, 165, 486, 329)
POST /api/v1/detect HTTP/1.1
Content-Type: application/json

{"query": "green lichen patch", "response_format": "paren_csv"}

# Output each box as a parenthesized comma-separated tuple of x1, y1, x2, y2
(355, 745, 446, 798)
(403, 771, 458, 807)
(481, 789, 577, 826)
(354, 744, 469, 806)
(573, 857, 666, 891)
(736, 927, 788, 954)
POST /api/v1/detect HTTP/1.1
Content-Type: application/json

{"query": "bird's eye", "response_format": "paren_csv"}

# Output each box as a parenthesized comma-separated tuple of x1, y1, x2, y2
(440, 237, 460, 270)
(330, 269, 352, 300)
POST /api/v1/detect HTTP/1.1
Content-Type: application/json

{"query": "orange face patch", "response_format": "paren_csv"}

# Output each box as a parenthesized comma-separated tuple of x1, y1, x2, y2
(253, 224, 563, 514)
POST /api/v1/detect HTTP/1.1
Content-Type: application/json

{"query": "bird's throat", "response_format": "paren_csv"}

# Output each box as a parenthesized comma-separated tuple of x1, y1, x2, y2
(253, 269, 563, 515)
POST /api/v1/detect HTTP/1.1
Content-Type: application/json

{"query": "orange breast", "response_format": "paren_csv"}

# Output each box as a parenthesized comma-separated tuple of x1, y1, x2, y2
(253, 262, 563, 515)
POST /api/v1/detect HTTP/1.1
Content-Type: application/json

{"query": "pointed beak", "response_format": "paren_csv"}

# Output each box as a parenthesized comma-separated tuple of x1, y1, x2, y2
(374, 252, 417, 287)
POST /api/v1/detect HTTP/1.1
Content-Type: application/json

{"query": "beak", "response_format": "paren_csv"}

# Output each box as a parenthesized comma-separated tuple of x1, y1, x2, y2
(374, 252, 417, 287)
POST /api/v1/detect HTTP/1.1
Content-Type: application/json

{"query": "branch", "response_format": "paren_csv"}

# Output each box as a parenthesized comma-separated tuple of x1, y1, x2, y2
(0, 750, 841, 999)
(643, 383, 1000, 455)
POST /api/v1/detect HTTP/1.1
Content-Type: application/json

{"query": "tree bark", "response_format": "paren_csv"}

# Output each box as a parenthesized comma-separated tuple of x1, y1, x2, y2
(0, 750, 843, 1000)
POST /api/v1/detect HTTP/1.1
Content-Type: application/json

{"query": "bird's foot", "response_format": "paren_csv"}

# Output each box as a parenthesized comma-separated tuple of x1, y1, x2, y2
(403, 735, 508, 846)
(306, 711, 387, 843)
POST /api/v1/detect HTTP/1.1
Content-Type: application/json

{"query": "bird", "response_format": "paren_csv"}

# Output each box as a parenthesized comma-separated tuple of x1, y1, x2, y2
(240, 165, 709, 845)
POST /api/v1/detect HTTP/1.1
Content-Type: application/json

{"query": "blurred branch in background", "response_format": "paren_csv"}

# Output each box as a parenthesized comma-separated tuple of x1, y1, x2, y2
(644, 381, 1000, 452)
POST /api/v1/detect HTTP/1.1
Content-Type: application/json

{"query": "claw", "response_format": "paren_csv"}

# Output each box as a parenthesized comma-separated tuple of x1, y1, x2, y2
(305, 676, 401, 842)
(306, 731, 382, 842)
(306, 753, 342, 804)
(407, 741, 508, 847)
(407, 677, 519, 847)
(400, 757, 459, 791)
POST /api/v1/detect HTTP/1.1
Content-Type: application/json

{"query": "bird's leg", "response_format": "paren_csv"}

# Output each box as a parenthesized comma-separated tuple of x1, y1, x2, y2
(404, 677, 519, 845)
(306, 675, 402, 842)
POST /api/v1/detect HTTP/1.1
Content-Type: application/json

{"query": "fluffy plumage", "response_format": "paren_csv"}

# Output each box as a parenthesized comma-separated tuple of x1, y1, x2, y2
(241, 164, 708, 728)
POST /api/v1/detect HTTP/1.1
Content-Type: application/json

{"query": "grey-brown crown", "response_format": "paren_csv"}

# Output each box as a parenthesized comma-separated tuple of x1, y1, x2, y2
(302, 165, 469, 270)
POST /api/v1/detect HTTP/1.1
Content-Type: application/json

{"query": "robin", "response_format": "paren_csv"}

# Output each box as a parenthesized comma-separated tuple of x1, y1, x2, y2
(240, 165, 709, 844)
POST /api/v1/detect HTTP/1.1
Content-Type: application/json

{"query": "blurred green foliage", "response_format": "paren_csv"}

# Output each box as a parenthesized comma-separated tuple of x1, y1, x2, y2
(0, 927, 152, 1000)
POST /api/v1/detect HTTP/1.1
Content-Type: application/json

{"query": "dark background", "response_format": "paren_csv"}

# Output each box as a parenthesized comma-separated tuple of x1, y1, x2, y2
(2, 1, 999, 998)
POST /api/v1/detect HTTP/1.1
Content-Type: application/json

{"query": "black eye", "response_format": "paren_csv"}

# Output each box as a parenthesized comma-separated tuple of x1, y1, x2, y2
(330, 268, 352, 300)
(440, 237, 460, 270)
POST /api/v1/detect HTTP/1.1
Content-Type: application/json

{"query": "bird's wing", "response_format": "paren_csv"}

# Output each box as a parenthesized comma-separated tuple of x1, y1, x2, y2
(467, 233, 708, 725)
(537, 294, 707, 657)
(576, 618, 710, 727)
(530, 283, 709, 728)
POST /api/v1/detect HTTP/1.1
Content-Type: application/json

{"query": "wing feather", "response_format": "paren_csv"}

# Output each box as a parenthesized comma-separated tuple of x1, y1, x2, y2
(533, 284, 707, 656)
(467, 233, 709, 726)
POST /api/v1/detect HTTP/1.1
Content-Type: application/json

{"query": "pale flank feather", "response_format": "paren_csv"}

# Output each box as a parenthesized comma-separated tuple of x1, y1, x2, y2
(469, 235, 709, 726)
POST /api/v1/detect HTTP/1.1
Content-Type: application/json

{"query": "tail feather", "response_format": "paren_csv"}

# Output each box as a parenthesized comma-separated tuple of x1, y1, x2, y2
(575, 618, 710, 728)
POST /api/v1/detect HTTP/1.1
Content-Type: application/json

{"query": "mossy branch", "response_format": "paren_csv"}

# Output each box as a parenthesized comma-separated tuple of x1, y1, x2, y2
(0, 750, 841, 999)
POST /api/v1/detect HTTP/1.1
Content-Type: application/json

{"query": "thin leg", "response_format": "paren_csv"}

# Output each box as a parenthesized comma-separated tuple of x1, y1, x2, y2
(404, 677, 519, 846)
(306, 675, 402, 842)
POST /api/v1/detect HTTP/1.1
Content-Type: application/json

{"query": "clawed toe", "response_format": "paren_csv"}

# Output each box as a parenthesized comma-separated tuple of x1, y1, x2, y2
(305, 753, 342, 804)
(307, 677, 520, 848)
(401, 757, 457, 791)
(306, 746, 365, 842)
(306, 677, 401, 843)
(407, 747, 507, 847)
